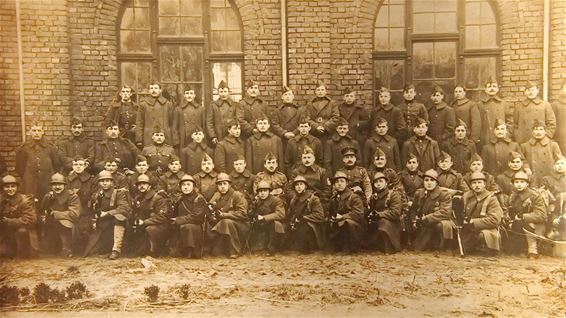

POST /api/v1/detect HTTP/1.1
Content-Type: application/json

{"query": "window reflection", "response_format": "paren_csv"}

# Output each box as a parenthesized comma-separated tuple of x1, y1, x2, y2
(212, 62, 242, 102)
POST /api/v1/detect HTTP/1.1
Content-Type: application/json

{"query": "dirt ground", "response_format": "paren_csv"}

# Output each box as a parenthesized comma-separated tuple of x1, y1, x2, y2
(0, 251, 564, 317)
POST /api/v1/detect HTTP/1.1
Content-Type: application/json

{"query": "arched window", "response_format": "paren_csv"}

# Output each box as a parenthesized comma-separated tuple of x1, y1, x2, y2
(373, 0, 500, 104)
(118, 0, 244, 105)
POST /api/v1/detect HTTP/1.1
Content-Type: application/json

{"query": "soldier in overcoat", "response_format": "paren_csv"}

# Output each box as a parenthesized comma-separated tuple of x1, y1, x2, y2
(520, 120, 563, 186)
(451, 85, 481, 143)
(370, 87, 406, 145)
(363, 117, 401, 171)
(180, 126, 213, 175)
(339, 87, 371, 149)
(213, 119, 245, 174)
(270, 85, 306, 145)
(177, 88, 206, 149)
(245, 117, 284, 174)
(401, 118, 440, 172)
(514, 81, 556, 144)
(284, 118, 323, 174)
(248, 181, 286, 255)
(481, 119, 523, 176)
(136, 82, 178, 148)
(441, 120, 477, 174)
(367, 172, 403, 253)
(105, 85, 138, 142)
(94, 121, 139, 172)
(237, 80, 269, 139)
(477, 78, 514, 149)
(57, 118, 95, 174)
(397, 83, 429, 147)
(305, 82, 340, 142)
(323, 117, 360, 176)
(206, 80, 239, 145)
(427, 86, 456, 144)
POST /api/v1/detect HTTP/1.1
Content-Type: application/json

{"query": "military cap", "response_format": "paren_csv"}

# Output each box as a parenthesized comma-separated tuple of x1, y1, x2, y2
(136, 155, 148, 164)
(225, 118, 239, 130)
(70, 117, 83, 126)
(292, 175, 308, 186)
(343, 87, 354, 95)
(257, 181, 271, 190)
(169, 154, 180, 163)
(336, 117, 349, 126)
(403, 83, 416, 92)
(470, 153, 483, 163)
(414, 117, 429, 126)
(216, 172, 232, 183)
(218, 80, 229, 89)
(302, 146, 314, 155)
(431, 85, 445, 95)
(512, 171, 530, 182)
(493, 118, 506, 129)
(407, 153, 418, 162)
(234, 153, 246, 162)
(373, 172, 388, 182)
(455, 119, 467, 130)
(97, 170, 113, 181)
(152, 125, 165, 134)
(374, 116, 388, 126)
(378, 87, 390, 94)
(191, 125, 204, 134)
(508, 151, 523, 162)
(264, 152, 278, 162)
(373, 147, 386, 159)
(50, 173, 66, 185)
(532, 119, 545, 129)
(316, 80, 326, 88)
(180, 174, 195, 184)
(525, 80, 538, 89)
(332, 171, 349, 182)
(201, 153, 213, 163)
(470, 172, 486, 181)
(136, 174, 151, 184)
(245, 79, 257, 88)
(282, 85, 292, 94)
(423, 169, 439, 182)
(341, 147, 357, 157)
(2, 174, 18, 185)
(438, 151, 451, 162)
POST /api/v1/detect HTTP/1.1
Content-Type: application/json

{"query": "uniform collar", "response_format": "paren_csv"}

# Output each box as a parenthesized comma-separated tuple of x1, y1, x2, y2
(243, 96, 263, 104)
(181, 100, 199, 109)
(378, 103, 394, 111)
(331, 133, 353, 142)
(521, 97, 543, 106)
(341, 101, 363, 109)
(433, 101, 448, 110)
(529, 136, 550, 146)
(252, 131, 273, 139)
(311, 96, 331, 103)
(480, 94, 502, 103)
(453, 98, 470, 106)
(231, 170, 252, 178)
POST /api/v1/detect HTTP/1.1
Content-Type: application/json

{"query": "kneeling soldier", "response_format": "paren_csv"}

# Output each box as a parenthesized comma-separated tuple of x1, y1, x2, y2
(327, 171, 366, 253)
(367, 172, 403, 253)
(248, 181, 286, 255)
(461, 172, 503, 256)
(0, 175, 38, 258)
(40, 173, 80, 257)
(171, 174, 207, 258)
(411, 169, 454, 251)
(208, 173, 250, 258)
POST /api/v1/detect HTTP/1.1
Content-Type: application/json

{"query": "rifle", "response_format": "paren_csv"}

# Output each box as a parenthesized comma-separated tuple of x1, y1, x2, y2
(327, 193, 341, 224)
(452, 209, 465, 257)
(245, 197, 260, 254)
(206, 201, 221, 226)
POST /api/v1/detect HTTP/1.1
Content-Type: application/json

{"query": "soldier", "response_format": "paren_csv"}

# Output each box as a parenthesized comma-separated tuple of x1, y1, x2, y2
(15, 122, 62, 201)
(287, 146, 330, 206)
(177, 87, 206, 149)
(514, 81, 557, 144)
(66, 157, 96, 254)
(323, 117, 360, 176)
(94, 121, 139, 172)
(193, 154, 219, 201)
(410, 169, 454, 251)
(180, 126, 213, 175)
(436, 152, 469, 193)
(452, 85, 481, 143)
(130, 174, 171, 257)
(248, 181, 286, 255)
(286, 176, 326, 253)
(496, 152, 531, 197)
(170, 174, 207, 258)
(305, 81, 340, 142)
(128, 155, 159, 198)
(284, 118, 323, 175)
(84, 171, 131, 260)
(237, 80, 268, 139)
(506, 171, 547, 258)
(208, 173, 250, 258)
(441, 119, 477, 174)
(367, 172, 403, 253)
(142, 125, 176, 175)
(521, 120, 563, 186)
(401, 118, 441, 172)
(101, 158, 130, 191)
(136, 82, 178, 148)
(463, 154, 499, 192)
(253, 153, 288, 197)
(245, 116, 284, 174)
(105, 85, 138, 142)
(206, 80, 239, 145)
(461, 172, 503, 256)
(364, 117, 401, 171)
(229, 155, 255, 204)
(0, 175, 38, 258)
(327, 171, 366, 253)
(367, 148, 403, 193)
(398, 153, 424, 201)
(40, 173, 80, 256)
(541, 156, 566, 241)
(339, 87, 370, 150)
(427, 86, 456, 144)
(270, 85, 305, 145)
(481, 119, 523, 176)
(337, 147, 372, 203)
(158, 155, 185, 205)
(397, 83, 429, 146)
(552, 80, 566, 152)
(370, 87, 406, 145)
(57, 117, 95, 174)
(213, 119, 245, 174)
(477, 77, 514, 149)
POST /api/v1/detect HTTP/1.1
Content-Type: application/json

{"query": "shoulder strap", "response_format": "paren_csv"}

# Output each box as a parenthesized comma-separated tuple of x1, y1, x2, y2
(479, 193, 493, 217)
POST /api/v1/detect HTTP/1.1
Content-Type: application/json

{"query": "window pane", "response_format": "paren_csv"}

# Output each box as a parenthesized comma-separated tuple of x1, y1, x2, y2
(181, 83, 203, 104)
(212, 62, 242, 101)
(481, 1, 495, 24)
(465, 1, 481, 24)
(159, 17, 180, 35)
(135, 8, 150, 28)
(413, 0, 428, 13)
(413, 13, 434, 33)
(374, 60, 405, 91)
(413, 42, 433, 79)
(210, 8, 225, 29)
(480, 25, 496, 47)
(135, 0, 149, 7)
(435, 12, 457, 32)
(465, 25, 480, 49)
(390, 28, 405, 50)
(464, 57, 496, 89)
(121, 8, 135, 29)
(374, 29, 389, 50)
(120, 30, 136, 53)
(121, 62, 152, 93)
(211, 31, 242, 52)
(415, 80, 455, 103)
(389, 5, 404, 27)
(159, 0, 180, 15)
(375, 7, 389, 28)
(180, 17, 202, 35)
(435, 42, 456, 78)
(225, 9, 240, 29)
(181, 46, 203, 81)
(160, 46, 182, 81)
(136, 31, 151, 52)
(180, 0, 202, 16)
(436, 0, 457, 12)
(210, 0, 227, 7)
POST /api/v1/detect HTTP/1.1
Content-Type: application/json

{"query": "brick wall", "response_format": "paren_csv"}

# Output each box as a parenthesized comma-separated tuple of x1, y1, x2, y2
(550, 0, 566, 99)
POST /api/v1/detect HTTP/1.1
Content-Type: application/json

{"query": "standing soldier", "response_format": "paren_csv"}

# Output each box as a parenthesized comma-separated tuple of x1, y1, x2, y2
(337, 147, 372, 203)
(552, 80, 566, 152)
(245, 117, 284, 174)
(327, 171, 366, 253)
(238, 80, 268, 139)
(461, 172, 503, 256)
(206, 80, 239, 146)
(180, 126, 213, 175)
(213, 119, 245, 174)
(288, 147, 330, 206)
(339, 87, 370, 151)
(401, 118, 441, 172)
(136, 82, 178, 148)
(230, 156, 255, 204)
(367, 172, 403, 254)
(248, 181, 286, 255)
(284, 118, 323, 175)
(521, 120, 563, 186)
(305, 81, 340, 143)
(193, 154, 219, 201)
(323, 117, 360, 176)
(177, 87, 206, 149)
(94, 121, 139, 173)
(58, 117, 95, 174)
(514, 81, 556, 144)
(364, 117, 401, 171)
(171, 174, 207, 258)
(481, 119, 523, 177)
(40, 173, 80, 257)
(397, 83, 429, 147)
(370, 87, 406, 145)
(441, 120, 477, 174)
(208, 173, 250, 258)
(105, 85, 138, 142)
(271, 85, 305, 148)
(452, 85, 481, 143)
(84, 171, 131, 260)
(427, 86, 456, 144)
(15, 122, 62, 201)
(0, 175, 38, 258)
(477, 77, 514, 150)
(142, 125, 176, 176)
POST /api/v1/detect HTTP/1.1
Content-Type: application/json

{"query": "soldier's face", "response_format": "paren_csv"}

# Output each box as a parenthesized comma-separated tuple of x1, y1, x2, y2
(403, 88, 416, 101)
(471, 180, 486, 193)
(336, 125, 349, 137)
(454, 126, 467, 140)
(201, 160, 214, 173)
(454, 87, 466, 100)
(554, 159, 566, 174)
(99, 179, 113, 190)
(256, 119, 270, 132)
(120, 87, 132, 102)
(247, 85, 259, 98)
(72, 160, 87, 174)
(378, 92, 391, 105)
(532, 127, 546, 139)
(373, 178, 387, 191)
(3, 184, 18, 196)
(513, 179, 528, 191)
(104, 162, 119, 173)
(258, 189, 269, 200)
(525, 86, 539, 99)
(406, 158, 419, 171)
(423, 177, 437, 191)
(233, 159, 246, 173)
(373, 156, 386, 168)
(438, 158, 453, 171)
(264, 159, 278, 172)
(342, 154, 356, 167)
(217, 181, 230, 194)
(149, 84, 161, 97)
(431, 92, 444, 104)
(315, 86, 327, 98)
(333, 178, 347, 191)
(169, 161, 181, 173)
(508, 158, 523, 171)
(298, 123, 311, 136)
(136, 161, 149, 173)
(71, 124, 83, 137)
(152, 132, 165, 144)
(343, 92, 356, 104)
(30, 125, 44, 140)
(181, 181, 194, 194)
(485, 82, 499, 96)
(301, 153, 315, 166)
(106, 126, 120, 139)
(375, 123, 388, 136)
(282, 91, 294, 103)
(218, 88, 230, 100)
(470, 161, 483, 172)
(414, 123, 428, 136)
(137, 182, 150, 193)
(294, 182, 306, 194)
(191, 131, 205, 143)
(184, 90, 195, 102)
(494, 124, 507, 139)
(51, 183, 65, 194)
(228, 125, 241, 138)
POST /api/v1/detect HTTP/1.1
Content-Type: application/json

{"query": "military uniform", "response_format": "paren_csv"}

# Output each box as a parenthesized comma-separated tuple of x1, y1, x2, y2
(237, 96, 268, 138)
(506, 185, 547, 255)
(248, 193, 286, 253)
(209, 188, 250, 256)
(323, 134, 360, 176)
(245, 132, 284, 174)
(127, 171, 158, 198)
(286, 189, 325, 253)
(367, 186, 403, 253)
(205, 98, 239, 142)
(477, 93, 514, 149)
(57, 135, 95, 173)
(131, 189, 171, 256)
(437, 169, 469, 193)
(521, 136, 563, 186)
(367, 166, 403, 192)
(401, 136, 441, 172)
(270, 103, 306, 140)
(230, 170, 255, 203)
(441, 137, 477, 174)
(176, 100, 206, 148)
(370, 103, 407, 144)
(397, 99, 429, 144)
(410, 186, 454, 251)
(94, 137, 139, 172)
(339, 101, 371, 149)
(399, 169, 424, 200)
(452, 98, 481, 142)
(306, 96, 340, 140)
(254, 171, 288, 196)
(15, 140, 62, 200)
(496, 169, 525, 196)
(461, 187, 503, 253)
(284, 134, 323, 173)
(194, 170, 219, 202)
(514, 98, 556, 144)
(463, 171, 499, 192)
(481, 138, 523, 176)
(105, 100, 138, 142)
(180, 142, 213, 175)
(40, 189, 80, 255)
(0, 191, 38, 257)
(541, 171, 566, 232)
(552, 95, 566, 151)
(363, 134, 401, 171)
(136, 96, 178, 147)
(66, 170, 96, 254)
(287, 164, 330, 205)
(213, 135, 246, 173)
(142, 144, 176, 175)
(171, 189, 207, 257)
(338, 165, 372, 202)
(427, 101, 456, 144)
(327, 187, 366, 252)
(159, 171, 185, 204)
